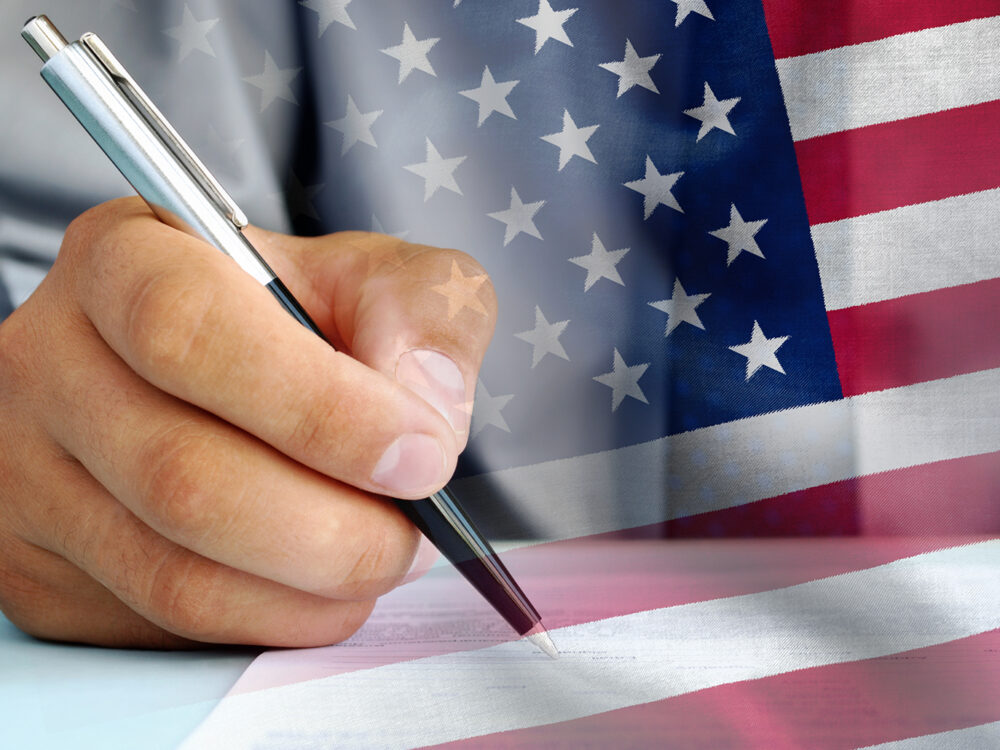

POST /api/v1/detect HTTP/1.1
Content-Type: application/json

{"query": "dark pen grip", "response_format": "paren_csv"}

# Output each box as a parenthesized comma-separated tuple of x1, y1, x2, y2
(395, 488, 539, 635)
(265, 278, 537, 636)
(265, 278, 326, 339)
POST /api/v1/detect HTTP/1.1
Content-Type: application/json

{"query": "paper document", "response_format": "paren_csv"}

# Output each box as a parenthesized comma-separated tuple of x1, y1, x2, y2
(182, 538, 1000, 749)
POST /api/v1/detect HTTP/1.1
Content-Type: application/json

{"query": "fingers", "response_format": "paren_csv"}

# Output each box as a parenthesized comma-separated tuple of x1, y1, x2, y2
(1, 196, 496, 648)
(65, 199, 457, 500)
(13, 443, 376, 647)
(244, 228, 498, 451)
(0, 534, 191, 649)
(38, 310, 420, 601)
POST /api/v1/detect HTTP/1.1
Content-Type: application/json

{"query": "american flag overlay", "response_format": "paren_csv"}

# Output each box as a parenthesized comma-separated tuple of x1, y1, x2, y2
(2, 0, 998, 747)
(176, 0, 1000, 747)
(248, 0, 1000, 542)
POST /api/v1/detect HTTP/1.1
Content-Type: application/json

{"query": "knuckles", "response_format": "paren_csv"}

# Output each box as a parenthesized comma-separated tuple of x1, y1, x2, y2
(283, 367, 359, 468)
(0, 559, 50, 637)
(141, 550, 378, 647)
(0, 309, 32, 397)
(57, 203, 104, 268)
(58, 197, 143, 269)
(322, 513, 419, 602)
(138, 423, 228, 542)
(338, 231, 499, 325)
(0, 537, 73, 644)
(123, 267, 219, 380)
(60, 197, 223, 381)
(143, 551, 228, 640)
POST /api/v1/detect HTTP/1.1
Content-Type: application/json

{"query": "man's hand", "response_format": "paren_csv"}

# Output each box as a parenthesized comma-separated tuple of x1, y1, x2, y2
(0, 197, 496, 648)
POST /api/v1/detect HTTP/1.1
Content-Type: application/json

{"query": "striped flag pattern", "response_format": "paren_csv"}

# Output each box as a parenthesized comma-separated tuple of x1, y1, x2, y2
(447, 1, 1000, 542)
(182, 538, 1000, 748)
(0, 0, 980, 745)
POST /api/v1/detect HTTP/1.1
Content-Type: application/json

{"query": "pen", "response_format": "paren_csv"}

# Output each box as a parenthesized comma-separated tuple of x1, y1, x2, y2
(21, 14, 556, 659)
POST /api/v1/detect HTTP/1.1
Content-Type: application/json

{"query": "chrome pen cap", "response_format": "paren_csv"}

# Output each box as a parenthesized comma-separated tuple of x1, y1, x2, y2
(21, 14, 275, 286)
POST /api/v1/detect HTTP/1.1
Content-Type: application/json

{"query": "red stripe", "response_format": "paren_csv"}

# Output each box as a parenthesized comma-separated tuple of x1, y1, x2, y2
(762, 0, 998, 59)
(434, 629, 1000, 749)
(233, 451, 1000, 694)
(794, 100, 1000, 225)
(827, 278, 1000, 396)
(854, 452, 1000, 535)
(232, 536, 972, 694)
(625, 451, 1000, 538)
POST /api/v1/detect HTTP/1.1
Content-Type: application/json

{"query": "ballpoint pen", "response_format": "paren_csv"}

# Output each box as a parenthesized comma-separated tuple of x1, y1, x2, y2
(21, 14, 557, 659)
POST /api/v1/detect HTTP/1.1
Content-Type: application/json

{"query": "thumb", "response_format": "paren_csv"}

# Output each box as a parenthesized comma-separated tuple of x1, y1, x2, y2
(243, 227, 497, 452)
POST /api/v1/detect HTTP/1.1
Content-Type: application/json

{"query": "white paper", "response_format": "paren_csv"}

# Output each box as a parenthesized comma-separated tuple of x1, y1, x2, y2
(182, 539, 1000, 749)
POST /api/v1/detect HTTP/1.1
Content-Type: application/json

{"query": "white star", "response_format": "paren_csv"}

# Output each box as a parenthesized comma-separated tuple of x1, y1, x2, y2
(599, 39, 660, 97)
(459, 67, 518, 126)
(381, 23, 439, 84)
(164, 5, 218, 61)
(729, 321, 789, 380)
(670, 0, 714, 27)
(325, 95, 382, 155)
(487, 188, 545, 246)
(683, 82, 740, 142)
(624, 156, 683, 219)
(299, 0, 355, 35)
(243, 52, 301, 111)
(540, 109, 599, 171)
(403, 138, 466, 201)
(515, 306, 570, 368)
(517, 0, 578, 54)
(569, 233, 629, 291)
(708, 204, 768, 265)
(470, 380, 514, 438)
(594, 349, 649, 411)
(648, 279, 711, 336)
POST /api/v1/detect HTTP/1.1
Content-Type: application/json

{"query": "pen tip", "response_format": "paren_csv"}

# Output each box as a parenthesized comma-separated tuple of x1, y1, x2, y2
(526, 629, 559, 659)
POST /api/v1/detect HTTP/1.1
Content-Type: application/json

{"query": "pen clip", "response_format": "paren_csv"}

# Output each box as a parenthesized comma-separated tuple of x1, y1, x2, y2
(79, 32, 249, 229)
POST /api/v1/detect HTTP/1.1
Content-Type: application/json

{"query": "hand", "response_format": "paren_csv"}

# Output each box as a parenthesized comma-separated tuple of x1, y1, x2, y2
(0, 197, 496, 648)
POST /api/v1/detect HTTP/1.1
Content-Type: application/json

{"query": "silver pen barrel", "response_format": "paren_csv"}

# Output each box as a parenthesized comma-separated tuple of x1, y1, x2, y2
(21, 15, 275, 287)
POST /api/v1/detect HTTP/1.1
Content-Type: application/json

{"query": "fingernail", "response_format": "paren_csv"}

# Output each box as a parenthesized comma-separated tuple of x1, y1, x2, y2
(401, 535, 441, 585)
(371, 433, 447, 496)
(396, 349, 471, 439)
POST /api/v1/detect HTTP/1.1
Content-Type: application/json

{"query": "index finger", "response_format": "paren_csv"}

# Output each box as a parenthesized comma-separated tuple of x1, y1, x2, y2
(66, 198, 457, 500)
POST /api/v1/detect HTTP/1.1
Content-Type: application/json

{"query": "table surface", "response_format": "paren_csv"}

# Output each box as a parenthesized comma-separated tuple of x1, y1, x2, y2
(0, 613, 256, 750)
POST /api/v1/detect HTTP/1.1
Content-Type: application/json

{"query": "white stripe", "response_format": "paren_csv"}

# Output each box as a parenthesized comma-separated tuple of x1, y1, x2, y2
(860, 720, 1000, 750)
(776, 16, 1000, 141)
(181, 541, 1000, 749)
(812, 189, 1000, 310)
(452, 368, 1000, 540)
